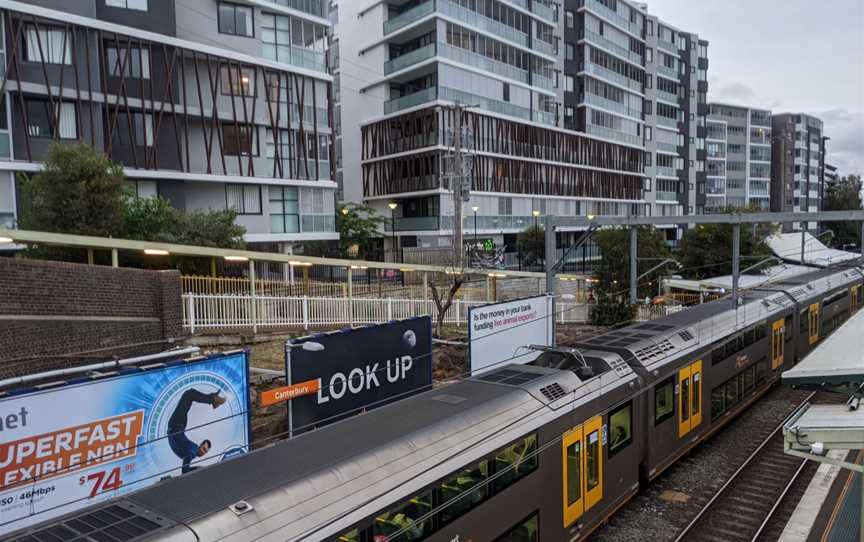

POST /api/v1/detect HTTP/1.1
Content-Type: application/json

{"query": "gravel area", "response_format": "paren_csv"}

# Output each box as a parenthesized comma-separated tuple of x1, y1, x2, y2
(589, 385, 811, 542)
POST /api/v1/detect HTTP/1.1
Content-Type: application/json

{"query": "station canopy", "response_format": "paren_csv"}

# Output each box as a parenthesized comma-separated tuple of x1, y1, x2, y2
(768, 232, 861, 267)
(783, 308, 864, 389)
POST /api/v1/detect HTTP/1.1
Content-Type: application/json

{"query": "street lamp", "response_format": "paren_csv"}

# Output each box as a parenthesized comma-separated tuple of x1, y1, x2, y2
(532, 209, 540, 228)
(471, 205, 479, 244)
(341, 207, 349, 215)
(388, 202, 398, 263)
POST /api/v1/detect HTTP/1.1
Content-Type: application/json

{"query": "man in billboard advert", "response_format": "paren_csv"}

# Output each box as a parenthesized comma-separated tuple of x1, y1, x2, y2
(167, 389, 226, 473)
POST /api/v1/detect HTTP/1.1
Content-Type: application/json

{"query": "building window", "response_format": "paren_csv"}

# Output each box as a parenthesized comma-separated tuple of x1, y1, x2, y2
(645, 126, 652, 141)
(105, 0, 148, 11)
(25, 25, 71, 65)
(26, 100, 76, 139)
(222, 123, 257, 156)
(226, 184, 262, 214)
(564, 75, 574, 92)
(269, 186, 299, 233)
(563, 106, 575, 128)
(565, 42, 575, 61)
(106, 45, 150, 79)
(565, 10, 574, 28)
(133, 180, 158, 198)
(221, 65, 255, 96)
(261, 13, 328, 71)
(111, 112, 153, 147)
(646, 48, 653, 63)
(218, 2, 254, 37)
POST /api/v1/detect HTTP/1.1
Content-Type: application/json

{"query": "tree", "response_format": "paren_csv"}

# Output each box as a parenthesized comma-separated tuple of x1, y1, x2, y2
(593, 226, 672, 299)
(19, 143, 127, 237)
(824, 174, 863, 249)
(517, 224, 545, 268)
(589, 293, 637, 327)
(678, 207, 776, 279)
(336, 203, 386, 258)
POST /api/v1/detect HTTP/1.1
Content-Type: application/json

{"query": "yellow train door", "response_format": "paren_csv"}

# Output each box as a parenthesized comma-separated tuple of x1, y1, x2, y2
(678, 365, 691, 438)
(852, 286, 860, 312)
(808, 303, 820, 346)
(771, 319, 785, 369)
(690, 360, 703, 428)
(562, 415, 603, 528)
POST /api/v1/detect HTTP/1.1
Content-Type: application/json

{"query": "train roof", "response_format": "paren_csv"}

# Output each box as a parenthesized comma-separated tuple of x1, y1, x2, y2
(15, 363, 637, 542)
(578, 265, 863, 377)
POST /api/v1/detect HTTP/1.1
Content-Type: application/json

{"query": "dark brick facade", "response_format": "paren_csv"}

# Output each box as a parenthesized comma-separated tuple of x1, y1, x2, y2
(0, 258, 184, 379)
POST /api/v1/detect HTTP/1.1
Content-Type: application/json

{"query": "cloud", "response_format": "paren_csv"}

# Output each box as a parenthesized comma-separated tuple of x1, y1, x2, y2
(810, 109, 864, 176)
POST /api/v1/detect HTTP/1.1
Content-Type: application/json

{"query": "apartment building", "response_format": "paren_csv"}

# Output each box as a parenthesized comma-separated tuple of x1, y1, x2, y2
(0, 0, 337, 250)
(563, 0, 709, 225)
(332, 0, 649, 260)
(705, 103, 772, 211)
(771, 112, 827, 231)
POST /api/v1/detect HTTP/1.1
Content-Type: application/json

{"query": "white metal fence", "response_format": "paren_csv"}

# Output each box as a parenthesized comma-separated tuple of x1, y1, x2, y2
(182, 294, 684, 333)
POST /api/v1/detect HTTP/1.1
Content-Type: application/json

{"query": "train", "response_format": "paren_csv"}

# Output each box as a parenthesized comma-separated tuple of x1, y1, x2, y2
(10, 262, 864, 542)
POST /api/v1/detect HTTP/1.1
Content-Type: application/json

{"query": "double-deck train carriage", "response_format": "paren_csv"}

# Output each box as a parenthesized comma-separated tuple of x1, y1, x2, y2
(9, 263, 864, 542)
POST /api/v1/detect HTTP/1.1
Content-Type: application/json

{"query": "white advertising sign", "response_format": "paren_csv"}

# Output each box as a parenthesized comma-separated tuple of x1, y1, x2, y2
(469, 295, 554, 375)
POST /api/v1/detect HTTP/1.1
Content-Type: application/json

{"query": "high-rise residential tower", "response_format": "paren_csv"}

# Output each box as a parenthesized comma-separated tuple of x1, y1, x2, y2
(0, 0, 337, 251)
(705, 103, 772, 211)
(771, 113, 827, 231)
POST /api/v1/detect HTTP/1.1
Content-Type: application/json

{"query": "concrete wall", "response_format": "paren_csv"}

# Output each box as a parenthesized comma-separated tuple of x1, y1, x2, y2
(0, 258, 183, 378)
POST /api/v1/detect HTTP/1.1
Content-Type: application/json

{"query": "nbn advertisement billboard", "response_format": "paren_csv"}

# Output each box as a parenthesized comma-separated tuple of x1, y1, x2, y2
(287, 317, 433, 434)
(0, 351, 250, 536)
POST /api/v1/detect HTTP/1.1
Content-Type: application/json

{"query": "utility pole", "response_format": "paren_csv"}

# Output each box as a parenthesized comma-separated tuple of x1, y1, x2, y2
(442, 102, 474, 268)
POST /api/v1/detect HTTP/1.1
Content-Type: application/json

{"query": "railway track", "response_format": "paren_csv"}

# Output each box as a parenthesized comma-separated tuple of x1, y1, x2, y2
(673, 391, 817, 542)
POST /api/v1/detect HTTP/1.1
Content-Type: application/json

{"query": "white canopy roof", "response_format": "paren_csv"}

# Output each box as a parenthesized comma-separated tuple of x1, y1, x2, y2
(768, 232, 861, 267)
(783, 308, 864, 387)
(664, 264, 815, 293)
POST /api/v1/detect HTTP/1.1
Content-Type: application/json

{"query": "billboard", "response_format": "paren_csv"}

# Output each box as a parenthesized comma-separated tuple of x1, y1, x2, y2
(0, 352, 250, 536)
(287, 317, 433, 434)
(469, 295, 554, 375)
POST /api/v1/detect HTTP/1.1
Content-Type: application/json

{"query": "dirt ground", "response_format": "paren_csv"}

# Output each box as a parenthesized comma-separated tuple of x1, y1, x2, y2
(189, 323, 602, 446)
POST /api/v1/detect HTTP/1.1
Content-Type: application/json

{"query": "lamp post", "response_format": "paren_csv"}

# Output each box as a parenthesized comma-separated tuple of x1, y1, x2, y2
(388, 202, 398, 263)
(471, 205, 479, 244)
(532, 209, 540, 228)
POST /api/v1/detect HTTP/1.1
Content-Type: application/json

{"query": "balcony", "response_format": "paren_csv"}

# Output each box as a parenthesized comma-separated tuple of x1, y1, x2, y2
(384, 1, 435, 35)
(656, 90, 678, 105)
(583, 93, 642, 120)
(655, 166, 678, 178)
(384, 43, 436, 75)
(583, 62, 643, 92)
(384, 216, 441, 232)
(439, 86, 555, 126)
(657, 65, 677, 80)
(658, 39, 677, 54)
(531, 1, 554, 21)
(582, 0, 642, 36)
(439, 42, 529, 84)
(533, 109, 556, 125)
(532, 38, 555, 57)
(438, 0, 530, 48)
(384, 87, 438, 115)
(656, 116, 678, 129)
(272, 0, 328, 18)
(531, 72, 554, 90)
(583, 29, 643, 65)
(655, 141, 678, 153)
(656, 191, 678, 202)
(586, 124, 643, 146)
(0, 132, 9, 159)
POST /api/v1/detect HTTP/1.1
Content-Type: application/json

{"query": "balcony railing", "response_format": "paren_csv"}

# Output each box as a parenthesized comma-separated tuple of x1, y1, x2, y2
(384, 216, 441, 232)
(384, 1, 435, 35)
(384, 43, 437, 75)
(583, 93, 642, 120)
(531, 72, 554, 90)
(439, 0, 529, 47)
(273, 0, 328, 18)
(656, 116, 678, 129)
(440, 86, 555, 126)
(657, 65, 678, 80)
(582, 0, 641, 35)
(439, 42, 529, 84)
(0, 132, 9, 160)
(584, 62, 643, 92)
(657, 39, 677, 54)
(656, 90, 679, 104)
(656, 191, 678, 202)
(586, 124, 643, 146)
(655, 166, 678, 178)
(583, 29, 642, 64)
(531, 1, 554, 21)
(384, 87, 438, 115)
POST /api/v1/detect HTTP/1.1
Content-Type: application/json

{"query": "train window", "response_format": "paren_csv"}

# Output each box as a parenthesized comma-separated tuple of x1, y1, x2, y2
(724, 380, 738, 409)
(608, 402, 632, 455)
(743, 328, 755, 347)
(724, 338, 738, 359)
(654, 376, 675, 425)
(743, 365, 755, 393)
(800, 310, 808, 333)
(711, 347, 725, 365)
(755, 323, 767, 341)
(680, 377, 690, 422)
(493, 435, 538, 493)
(373, 490, 433, 541)
(566, 440, 581, 505)
(337, 529, 360, 542)
(440, 460, 489, 524)
(586, 430, 600, 491)
(711, 386, 724, 421)
(495, 512, 539, 542)
(692, 371, 701, 419)
(755, 357, 768, 384)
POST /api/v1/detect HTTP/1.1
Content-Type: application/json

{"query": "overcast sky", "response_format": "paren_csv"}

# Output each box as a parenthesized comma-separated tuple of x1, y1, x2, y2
(647, 0, 864, 176)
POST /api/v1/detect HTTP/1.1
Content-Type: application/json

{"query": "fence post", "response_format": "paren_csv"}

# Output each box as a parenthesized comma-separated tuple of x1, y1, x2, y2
(187, 295, 196, 335)
(111, 249, 118, 268)
(302, 296, 309, 330)
(348, 267, 354, 327)
(456, 300, 461, 325)
(249, 260, 258, 334)
(423, 272, 428, 301)
(387, 297, 393, 321)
